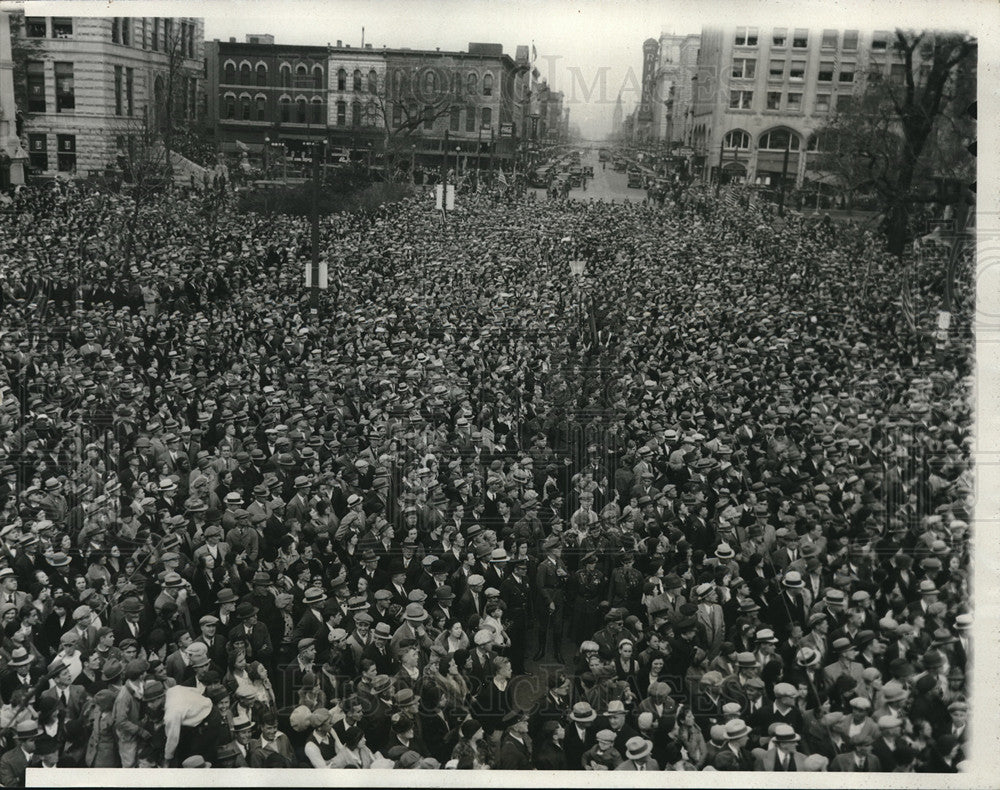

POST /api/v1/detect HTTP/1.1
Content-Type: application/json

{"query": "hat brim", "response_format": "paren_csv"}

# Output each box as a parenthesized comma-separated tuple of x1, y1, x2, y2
(627, 742, 653, 760)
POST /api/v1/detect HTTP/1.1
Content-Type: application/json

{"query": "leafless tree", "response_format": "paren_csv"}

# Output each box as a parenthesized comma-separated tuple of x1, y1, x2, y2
(815, 29, 976, 256)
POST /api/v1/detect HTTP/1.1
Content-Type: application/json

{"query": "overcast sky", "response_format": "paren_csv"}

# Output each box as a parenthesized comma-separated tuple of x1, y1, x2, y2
(16, 0, 995, 138)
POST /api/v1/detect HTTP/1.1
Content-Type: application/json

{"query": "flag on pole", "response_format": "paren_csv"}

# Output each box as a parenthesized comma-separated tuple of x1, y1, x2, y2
(498, 169, 508, 187)
(532, 42, 537, 62)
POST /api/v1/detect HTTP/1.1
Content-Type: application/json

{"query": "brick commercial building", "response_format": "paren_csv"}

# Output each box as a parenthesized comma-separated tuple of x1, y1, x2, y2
(205, 36, 534, 177)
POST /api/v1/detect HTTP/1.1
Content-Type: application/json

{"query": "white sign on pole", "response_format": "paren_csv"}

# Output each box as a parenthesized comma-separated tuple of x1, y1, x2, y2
(937, 310, 951, 330)
(435, 185, 455, 211)
(304, 261, 329, 289)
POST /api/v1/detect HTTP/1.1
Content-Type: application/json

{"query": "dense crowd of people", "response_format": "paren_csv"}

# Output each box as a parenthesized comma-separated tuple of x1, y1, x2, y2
(0, 158, 974, 779)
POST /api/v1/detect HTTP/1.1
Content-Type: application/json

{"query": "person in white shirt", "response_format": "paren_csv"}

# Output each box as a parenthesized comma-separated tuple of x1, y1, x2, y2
(163, 683, 213, 765)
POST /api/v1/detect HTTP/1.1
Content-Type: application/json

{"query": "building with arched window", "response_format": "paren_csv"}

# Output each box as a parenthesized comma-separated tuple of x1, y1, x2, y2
(205, 36, 532, 173)
(205, 37, 329, 159)
(690, 25, 910, 188)
(15, 14, 204, 178)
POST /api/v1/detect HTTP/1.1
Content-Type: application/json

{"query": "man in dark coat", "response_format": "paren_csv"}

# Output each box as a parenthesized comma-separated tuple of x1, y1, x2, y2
(496, 709, 532, 770)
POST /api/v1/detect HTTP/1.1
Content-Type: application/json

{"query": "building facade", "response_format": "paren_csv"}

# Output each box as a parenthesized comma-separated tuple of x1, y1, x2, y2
(652, 32, 700, 146)
(610, 91, 623, 139)
(0, 11, 28, 186)
(634, 37, 659, 141)
(205, 38, 330, 159)
(16, 14, 204, 177)
(206, 37, 531, 173)
(691, 25, 902, 186)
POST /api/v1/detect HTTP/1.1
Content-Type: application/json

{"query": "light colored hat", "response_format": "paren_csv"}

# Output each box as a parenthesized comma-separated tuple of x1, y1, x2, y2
(724, 719, 751, 740)
(625, 736, 652, 761)
(473, 629, 493, 646)
(570, 702, 596, 723)
(773, 682, 797, 698)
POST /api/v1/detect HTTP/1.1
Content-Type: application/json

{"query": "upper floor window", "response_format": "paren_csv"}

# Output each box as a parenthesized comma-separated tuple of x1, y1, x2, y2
(337, 69, 347, 90)
(353, 69, 362, 91)
(25, 17, 46, 38)
(55, 62, 75, 112)
(732, 58, 756, 79)
(52, 18, 73, 38)
(256, 64, 267, 87)
(483, 73, 494, 96)
(224, 62, 236, 84)
(734, 27, 758, 46)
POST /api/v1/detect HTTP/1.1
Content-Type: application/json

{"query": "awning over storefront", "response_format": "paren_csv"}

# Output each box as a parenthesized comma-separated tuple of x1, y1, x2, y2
(804, 170, 845, 186)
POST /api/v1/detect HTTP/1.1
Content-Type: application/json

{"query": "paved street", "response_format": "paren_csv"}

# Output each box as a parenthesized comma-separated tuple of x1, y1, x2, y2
(530, 147, 645, 203)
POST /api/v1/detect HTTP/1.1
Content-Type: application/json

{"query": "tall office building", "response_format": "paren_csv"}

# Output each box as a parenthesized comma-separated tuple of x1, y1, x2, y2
(691, 26, 903, 186)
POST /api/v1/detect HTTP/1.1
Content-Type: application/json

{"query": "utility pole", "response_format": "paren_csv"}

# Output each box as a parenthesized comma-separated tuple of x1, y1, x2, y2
(439, 129, 449, 221)
(311, 139, 322, 310)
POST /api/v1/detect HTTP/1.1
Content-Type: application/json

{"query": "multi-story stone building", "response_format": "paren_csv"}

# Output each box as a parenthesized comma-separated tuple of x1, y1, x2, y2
(691, 26, 904, 186)
(651, 32, 700, 146)
(15, 14, 204, 177)
(0, 11, 28, 186)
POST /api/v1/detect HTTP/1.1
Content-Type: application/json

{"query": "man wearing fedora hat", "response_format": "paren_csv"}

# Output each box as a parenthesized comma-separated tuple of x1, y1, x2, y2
(390, 603, 433, 661)
(231, 601, 274, 668)
(291, 586, 328, 646)
(0, 647, 38, 701)
(721, 717, 754, 770)
(765, 569, 809, 642)
(822, 637, 864, 687)
(614, 735, 659, 771)
(0, 719, 39, 786)
(754, 723, 807, 771)
(564, 700, 598, 769)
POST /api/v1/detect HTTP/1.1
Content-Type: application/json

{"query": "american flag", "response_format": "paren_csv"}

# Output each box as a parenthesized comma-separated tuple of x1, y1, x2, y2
(498, 170, 509, 187)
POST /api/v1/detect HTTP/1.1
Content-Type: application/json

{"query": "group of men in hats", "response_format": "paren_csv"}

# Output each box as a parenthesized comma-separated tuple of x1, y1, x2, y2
(0, 167, 973, 775)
